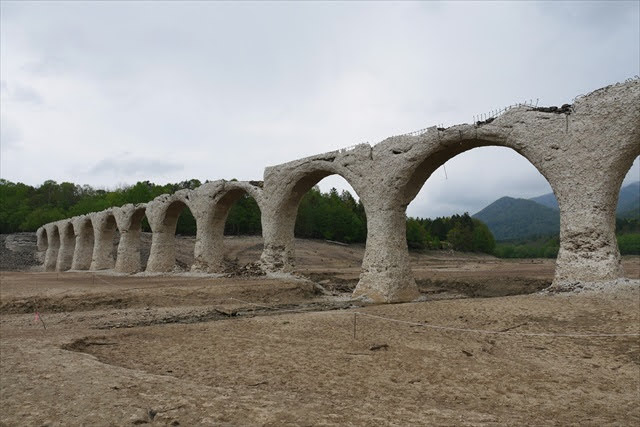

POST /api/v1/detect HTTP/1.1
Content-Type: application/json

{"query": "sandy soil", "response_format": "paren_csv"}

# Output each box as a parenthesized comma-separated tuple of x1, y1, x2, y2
(1, 237, 639, 426)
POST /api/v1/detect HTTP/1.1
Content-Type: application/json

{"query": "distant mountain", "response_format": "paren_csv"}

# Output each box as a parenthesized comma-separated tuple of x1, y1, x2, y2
(472, 197, 560, 241)
(616, 181, 640, 219)
(474, 181, 639, 241)
(529, 181, 639, 217)
(529, 193, 558, 210)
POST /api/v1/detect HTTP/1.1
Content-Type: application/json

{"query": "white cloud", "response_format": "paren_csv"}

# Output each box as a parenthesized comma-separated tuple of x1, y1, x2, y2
(0, 1, 638, 216)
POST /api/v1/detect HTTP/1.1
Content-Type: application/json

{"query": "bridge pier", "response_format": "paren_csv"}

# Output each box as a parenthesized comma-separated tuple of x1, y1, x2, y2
(552, 169, 632, 287)
(260, 206, 296, 273)
(191, 184, 227, 273)
(191, 222, 223, 272)
(43, 224, 59, 272)
(90, 211, 118, 270)
(71, 217, 94, 270)
(115, 228, 143, 273)
(354, 204, 420, 303)
(56, 222, 75, 271)
(145, 193, 200, 273)
(146, 231, 176, 272)
(113, 205, 146, 273)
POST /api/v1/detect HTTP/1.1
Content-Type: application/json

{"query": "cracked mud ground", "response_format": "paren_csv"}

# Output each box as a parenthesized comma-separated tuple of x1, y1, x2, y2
(1, 237, 639, 425)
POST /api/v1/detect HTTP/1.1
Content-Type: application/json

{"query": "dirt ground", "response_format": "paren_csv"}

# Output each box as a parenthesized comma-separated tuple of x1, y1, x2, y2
(1, 237, 639, 425)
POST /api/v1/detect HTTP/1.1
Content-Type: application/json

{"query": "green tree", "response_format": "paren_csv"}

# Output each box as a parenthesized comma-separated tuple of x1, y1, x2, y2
(618, 234, 640, 255)
(406, 218, 430, 249)
(471, 220, 496, 253)
(447, 223, 474, 252)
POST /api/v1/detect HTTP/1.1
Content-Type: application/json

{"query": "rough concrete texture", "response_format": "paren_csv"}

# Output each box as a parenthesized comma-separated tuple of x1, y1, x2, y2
(37, 79, 640, 302)
(144, 180, 264, 273)
(42, 224, 60, 272)
(145, 191, 193, 272)
(89, 211, 118, 270)
(35, 227, 47, 265)
(71, 216, 94, 270)
(113, 204, 147, 273)
(56, 221, 76, 271)
(191, 180, 263, 273)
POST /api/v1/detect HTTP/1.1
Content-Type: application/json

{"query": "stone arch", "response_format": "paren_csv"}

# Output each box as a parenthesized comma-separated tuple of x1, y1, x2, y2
(146, 191, 197, 272)
(261, 155, 370, 272)
(30, 79, 640, 302)
(43, 224, 60, 271)
(353, 122, 567, 301)
(36, 227, 48, 265)
(353, 80, 639, 301)
(401, 138, 556, 209)
(404, 143, 560, 288)
(193, 180, 264, 272)
(90, 210, 119, 270)
(56, 221, 76, 271)
(113, 204, 148, 273)
(71, 216, 95, 270)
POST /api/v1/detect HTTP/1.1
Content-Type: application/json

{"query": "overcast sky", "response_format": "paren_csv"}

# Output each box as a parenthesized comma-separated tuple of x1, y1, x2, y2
(1, 1, 638, 218)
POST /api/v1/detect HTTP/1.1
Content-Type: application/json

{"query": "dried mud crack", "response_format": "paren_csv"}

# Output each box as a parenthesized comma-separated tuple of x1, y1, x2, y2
(92, 300, 359, 329)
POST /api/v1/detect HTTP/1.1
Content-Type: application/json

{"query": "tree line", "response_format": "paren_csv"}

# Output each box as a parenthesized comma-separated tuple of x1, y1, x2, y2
(1, 179, 637, 256)
(493, 217, 640, 257)
(0, 179, 495, 253)
(406, 214, 496, 253)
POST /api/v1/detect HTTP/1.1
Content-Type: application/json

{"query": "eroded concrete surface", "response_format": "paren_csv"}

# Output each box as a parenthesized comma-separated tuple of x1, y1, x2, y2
(36, 80, 640, 302)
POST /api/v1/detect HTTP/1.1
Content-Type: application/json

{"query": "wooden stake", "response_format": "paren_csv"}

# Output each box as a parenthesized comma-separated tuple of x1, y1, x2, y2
(35, 310, 46, 330)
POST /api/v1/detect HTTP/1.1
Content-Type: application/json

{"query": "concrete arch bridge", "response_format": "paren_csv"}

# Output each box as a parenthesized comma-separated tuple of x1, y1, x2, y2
(37, 80, 640, 303)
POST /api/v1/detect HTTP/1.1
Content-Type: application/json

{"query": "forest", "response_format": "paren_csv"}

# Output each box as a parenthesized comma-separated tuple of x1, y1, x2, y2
(492, 216, 640, 258)
(1, 179, 638, 256)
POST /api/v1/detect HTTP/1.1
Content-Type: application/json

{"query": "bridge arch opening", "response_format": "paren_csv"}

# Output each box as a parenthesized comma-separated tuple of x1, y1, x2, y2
(50, 226, 61, 246)
(157, 199, 197, 271)
(404, 144, 560, 296)
(272, 169, 367, 282)
(295, 176, 367, 245)
(213, 187, 263, 271)
(614, 155, 640, 272)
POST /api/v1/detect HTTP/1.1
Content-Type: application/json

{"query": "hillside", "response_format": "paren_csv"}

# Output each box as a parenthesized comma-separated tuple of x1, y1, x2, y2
(472, 197, 560, 241)
(529, 181, 639, 217)
(528, 193, 559, 210)
(617, 181, 640, 219)
(477, 181, 639, 241)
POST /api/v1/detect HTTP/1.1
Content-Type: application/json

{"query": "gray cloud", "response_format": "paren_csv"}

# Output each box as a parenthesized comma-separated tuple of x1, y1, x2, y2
(10, 83, 42, 105)
(0, 116, 22, 151)
(1, 1, 638, 216)
(88, 154, 184, 178)
(537, 1, 637, 30)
